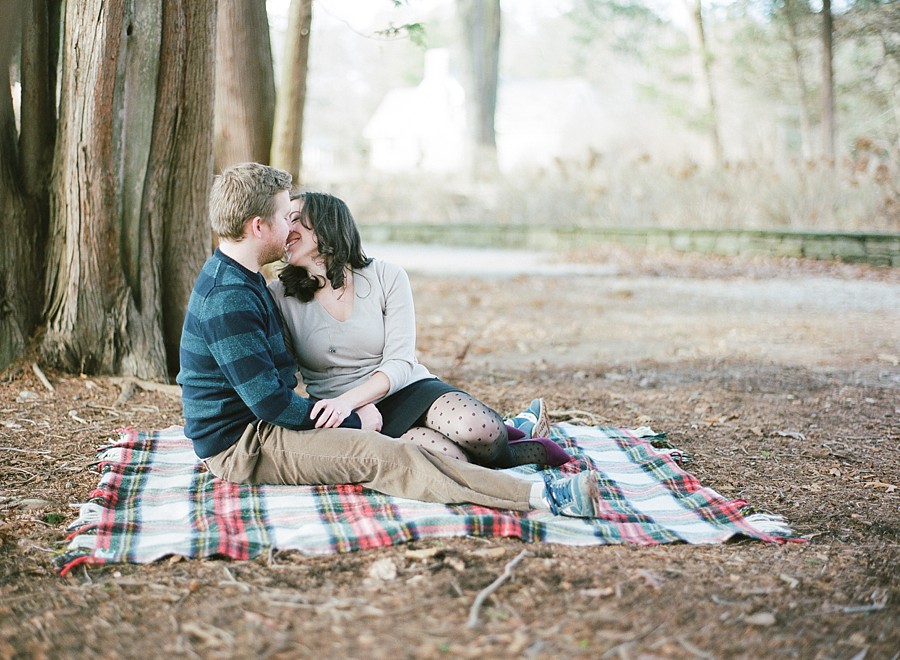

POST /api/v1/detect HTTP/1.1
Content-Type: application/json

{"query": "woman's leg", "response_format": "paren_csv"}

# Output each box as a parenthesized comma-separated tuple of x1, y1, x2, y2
(422, 392, 508, 465)
(399, 426, 471, 462)
(421, 392, 564, 468)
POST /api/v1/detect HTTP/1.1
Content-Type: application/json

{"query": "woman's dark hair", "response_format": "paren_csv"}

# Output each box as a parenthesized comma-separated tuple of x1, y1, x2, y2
(278, 192, 372, 302)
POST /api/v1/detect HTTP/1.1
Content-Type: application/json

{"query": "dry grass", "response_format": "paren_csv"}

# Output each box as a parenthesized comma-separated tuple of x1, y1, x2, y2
(328, 154, 898, 232)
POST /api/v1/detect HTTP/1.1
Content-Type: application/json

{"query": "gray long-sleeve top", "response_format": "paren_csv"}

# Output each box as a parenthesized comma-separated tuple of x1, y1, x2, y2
(268, 259, 434, 401)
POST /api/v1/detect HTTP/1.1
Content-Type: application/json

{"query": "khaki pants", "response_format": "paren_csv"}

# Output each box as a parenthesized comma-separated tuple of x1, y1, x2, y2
(204, 421, 533, 512)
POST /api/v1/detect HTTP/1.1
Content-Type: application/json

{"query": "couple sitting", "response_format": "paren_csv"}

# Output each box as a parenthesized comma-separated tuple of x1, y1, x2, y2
(177, 162, 600, 518)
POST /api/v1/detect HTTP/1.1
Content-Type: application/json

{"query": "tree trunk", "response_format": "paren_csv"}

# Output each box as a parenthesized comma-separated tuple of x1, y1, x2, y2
(271, 0, 313, 181)
(0, 0, 53, 370)
(19, 0, 60, 199)
(150, 1, 217, 378)
(457, 0, 501, 178)
(820, 0, 835, 162)
(214, 0, 275, 172)
(41, 0, 215, 379)
(684, 0, 724, 165)
(783, 0, 813, 161)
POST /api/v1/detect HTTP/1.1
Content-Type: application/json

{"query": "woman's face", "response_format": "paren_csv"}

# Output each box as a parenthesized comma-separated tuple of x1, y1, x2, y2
(285, 198, 320, 267)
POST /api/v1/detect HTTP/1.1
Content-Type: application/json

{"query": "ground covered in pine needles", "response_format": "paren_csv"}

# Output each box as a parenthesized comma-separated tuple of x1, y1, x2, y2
(1, 246, 897, 658)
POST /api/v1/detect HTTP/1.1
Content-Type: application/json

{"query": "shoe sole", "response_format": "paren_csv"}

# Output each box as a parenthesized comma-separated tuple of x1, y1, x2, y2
(532, 398, 552, 439)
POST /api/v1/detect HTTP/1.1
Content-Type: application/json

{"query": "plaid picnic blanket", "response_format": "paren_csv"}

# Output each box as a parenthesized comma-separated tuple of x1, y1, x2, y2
(55, 422, 797, 575)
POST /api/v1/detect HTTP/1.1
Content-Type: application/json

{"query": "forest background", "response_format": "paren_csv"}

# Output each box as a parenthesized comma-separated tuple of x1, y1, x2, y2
(0, 0, 897, 382)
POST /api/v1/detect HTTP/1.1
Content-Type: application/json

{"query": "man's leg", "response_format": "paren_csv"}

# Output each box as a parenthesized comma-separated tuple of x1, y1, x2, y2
(245, 422, 535, 511)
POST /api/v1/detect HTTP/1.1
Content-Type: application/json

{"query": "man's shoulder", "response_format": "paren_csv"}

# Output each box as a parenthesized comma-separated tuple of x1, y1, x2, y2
(192, 258, 266, 315)
(195, 255, 260, 292)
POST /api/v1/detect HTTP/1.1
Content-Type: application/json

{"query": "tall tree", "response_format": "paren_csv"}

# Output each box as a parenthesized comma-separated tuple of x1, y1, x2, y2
(820, 0, 836, 161)
(40, 0, 215, 378)
(683, 0, 724, 165)
(457, 0, 501, 178)
(780, 0, 814, 160)
(0, 0, 57, 369)
(214, 0, 275, 172)
(271, 0, 313, 181)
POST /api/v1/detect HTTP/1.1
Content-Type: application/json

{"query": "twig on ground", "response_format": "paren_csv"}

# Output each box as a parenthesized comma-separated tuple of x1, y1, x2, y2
(0, 446, 52, 454)
(32, 363, 55, 392)
(452, 340, 472, 369)
(112, 380, 138, 408)
(110, 377, 181, 407)
(219, 566, 251, 592)
(87, 403, 121, 417)
(68, 410, 89, 424)
(466, 549, 529, 628)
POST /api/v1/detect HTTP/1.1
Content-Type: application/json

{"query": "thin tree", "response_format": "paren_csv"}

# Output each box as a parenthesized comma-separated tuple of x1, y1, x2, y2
(457, 0, 502, 178)
(214, 0, 276, 172)
(781, 0, 814, 160)
(684, 0, 724, 165)
(820, 0, 836, 161)
(271, 0, 313, 181)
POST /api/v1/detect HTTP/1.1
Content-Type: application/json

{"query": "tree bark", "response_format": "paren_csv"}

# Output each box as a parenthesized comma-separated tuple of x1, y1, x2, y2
(271, 0, 313, 181)
(155, 1, 217, 377)
(19, 0, 60, 199)
(43, 0, 128, 375)
(0, 0, 50, 370)
(457, 0, 501, 178)
(214, 0, 275, 172)
(42, 0, 215, 379)
(820, 0, 835, 162)
(684, 0, 724, 165)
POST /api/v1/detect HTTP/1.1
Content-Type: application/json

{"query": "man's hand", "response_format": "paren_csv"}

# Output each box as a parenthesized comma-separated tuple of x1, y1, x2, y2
(356, 403, 383, 432)
(311, 397, 356, 429)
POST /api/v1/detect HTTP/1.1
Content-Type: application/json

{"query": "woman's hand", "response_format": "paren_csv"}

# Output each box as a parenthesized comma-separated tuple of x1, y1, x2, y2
(356, 403, 383, 432)
(311, 397, 356, 428)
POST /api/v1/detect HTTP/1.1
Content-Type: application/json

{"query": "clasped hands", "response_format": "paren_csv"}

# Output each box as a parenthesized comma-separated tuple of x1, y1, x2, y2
(311, 397, 383, 432)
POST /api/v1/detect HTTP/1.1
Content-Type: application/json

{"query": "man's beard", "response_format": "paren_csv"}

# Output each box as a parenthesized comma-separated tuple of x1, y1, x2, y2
(260, 240, 287, 267)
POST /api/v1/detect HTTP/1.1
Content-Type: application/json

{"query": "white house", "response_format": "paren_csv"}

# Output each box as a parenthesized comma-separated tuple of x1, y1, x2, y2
(363, 49, 467, 173)
(363, 49, 608, 174)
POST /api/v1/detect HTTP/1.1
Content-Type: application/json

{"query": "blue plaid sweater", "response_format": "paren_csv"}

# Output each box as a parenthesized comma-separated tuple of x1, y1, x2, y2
(177, 249, 358, 459)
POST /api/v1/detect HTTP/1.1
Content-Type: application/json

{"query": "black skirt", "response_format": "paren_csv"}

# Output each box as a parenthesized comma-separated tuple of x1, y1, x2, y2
(377, 378, 462, 438)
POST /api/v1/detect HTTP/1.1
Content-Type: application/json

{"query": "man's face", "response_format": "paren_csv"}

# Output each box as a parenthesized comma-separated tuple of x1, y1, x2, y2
(259, 190, 292, 265)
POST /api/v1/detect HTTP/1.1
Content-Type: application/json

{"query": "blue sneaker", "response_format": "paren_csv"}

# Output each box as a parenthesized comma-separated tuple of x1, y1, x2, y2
(508, 398, 551, 439)
(543, 470, 600, 518)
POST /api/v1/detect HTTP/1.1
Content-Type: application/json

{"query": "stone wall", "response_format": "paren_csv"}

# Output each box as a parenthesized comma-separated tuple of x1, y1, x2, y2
(360, 225, 900, 267)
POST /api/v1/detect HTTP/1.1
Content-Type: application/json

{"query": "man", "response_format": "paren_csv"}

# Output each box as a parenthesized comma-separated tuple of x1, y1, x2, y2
(177, 162, 600, 517)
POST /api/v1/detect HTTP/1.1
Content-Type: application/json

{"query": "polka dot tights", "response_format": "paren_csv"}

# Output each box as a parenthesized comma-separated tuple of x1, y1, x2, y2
(398, 391, 558, 468)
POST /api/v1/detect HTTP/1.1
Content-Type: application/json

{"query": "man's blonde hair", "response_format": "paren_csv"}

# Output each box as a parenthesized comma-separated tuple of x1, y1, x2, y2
(209, 163, 293, 240)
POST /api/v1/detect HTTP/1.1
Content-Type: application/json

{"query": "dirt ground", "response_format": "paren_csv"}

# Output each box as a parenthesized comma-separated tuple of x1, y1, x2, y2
(1, 244, 897, 659)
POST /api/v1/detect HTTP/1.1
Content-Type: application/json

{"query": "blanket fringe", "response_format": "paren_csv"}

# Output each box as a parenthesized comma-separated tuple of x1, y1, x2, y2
(66, 501, 106, 530)
(743, 512, 797, 540)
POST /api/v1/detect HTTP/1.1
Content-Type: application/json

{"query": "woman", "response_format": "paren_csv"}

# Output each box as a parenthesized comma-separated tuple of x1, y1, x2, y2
(267, 191, 569, 468)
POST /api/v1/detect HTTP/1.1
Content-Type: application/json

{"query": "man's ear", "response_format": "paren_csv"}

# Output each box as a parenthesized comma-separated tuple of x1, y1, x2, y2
(248, 216, 264, 237)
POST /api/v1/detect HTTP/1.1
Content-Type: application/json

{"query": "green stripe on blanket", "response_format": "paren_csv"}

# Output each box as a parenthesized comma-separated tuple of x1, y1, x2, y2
(54, 422, 798, 574)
